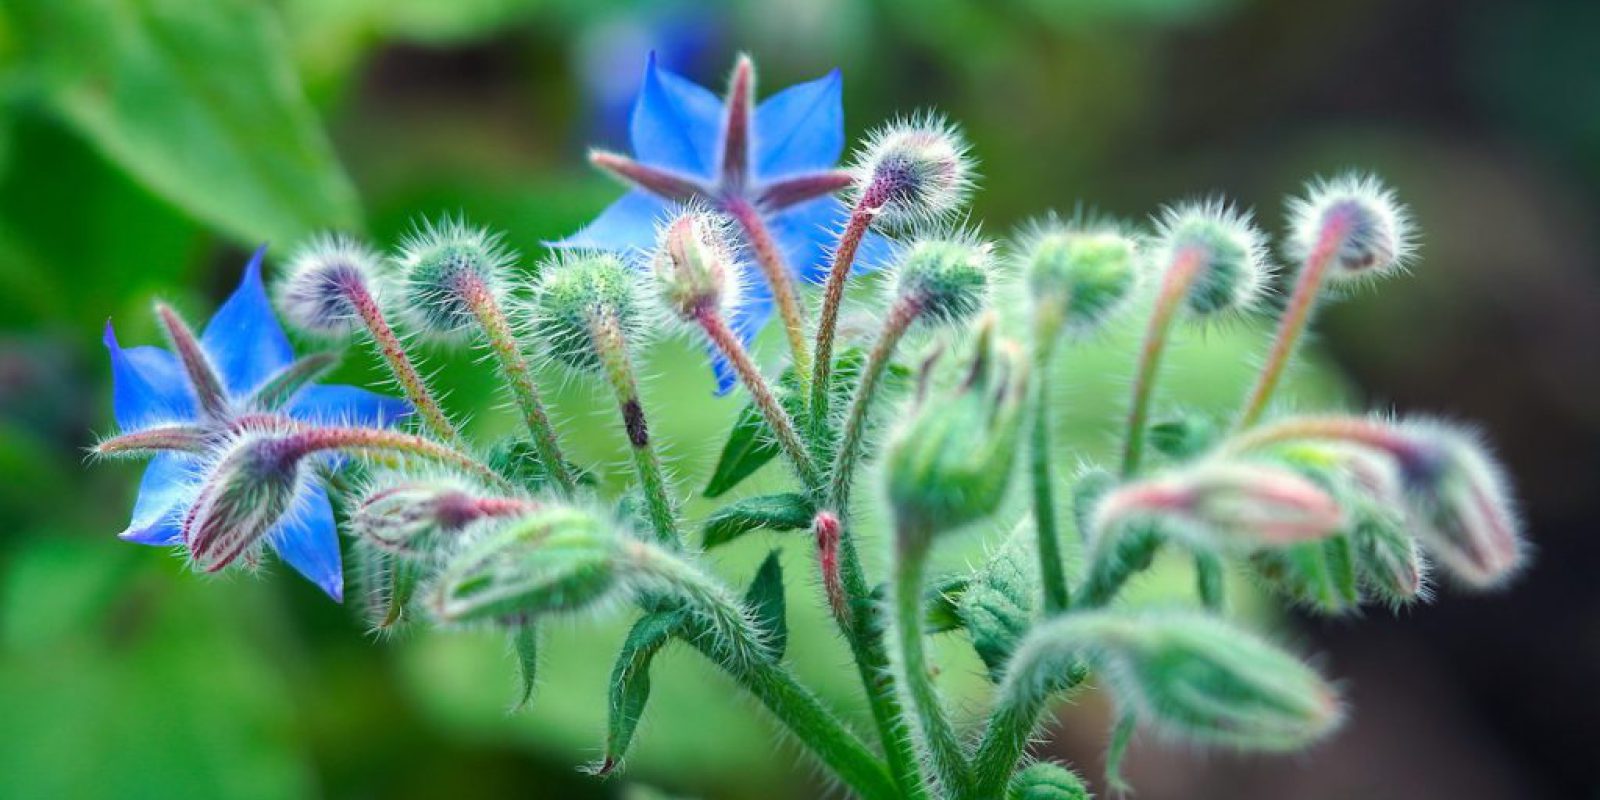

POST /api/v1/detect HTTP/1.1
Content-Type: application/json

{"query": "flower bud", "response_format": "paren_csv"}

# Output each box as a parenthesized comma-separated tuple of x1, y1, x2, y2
(531, 252, 643, 371)
(183, 429, 306, 572)
(1251, 536, 1361, 615)
(394, 217, 515, 338)
(1092, 460, 1344, 553)
(892, 234, 993, 326)
(886, 318, 1028, 539)
(1007, 762, 1089, 800)
(1022, 221, 1141, 335)
(651, 211, 740, 319)
(352, 473, 535, 558)
(852, 115, 973, 228)
(1153, 199, 1271, 317)
(1287, 173, 1414, 280)
(278, 233, 382, 338)
(429, 505, 621, 624)
(1352, 506, 1430, 607)
(1391, 422, 1524, 588)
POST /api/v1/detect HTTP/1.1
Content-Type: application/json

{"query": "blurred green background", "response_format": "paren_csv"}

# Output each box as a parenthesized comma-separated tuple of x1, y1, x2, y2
(2, 0, 1597, 798)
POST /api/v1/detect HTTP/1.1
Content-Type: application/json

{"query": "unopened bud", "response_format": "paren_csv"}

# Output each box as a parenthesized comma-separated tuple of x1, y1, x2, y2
(1007, 762, 1089, 800)
(394, 217, 515, 338)
(886, 318, 1028, 539)
(1352, 506, 1430, 607)
(1092, 460, 1343, 553)
(353, 474, 535, 558)
(279, 233, 381, 338)
(1023, 221, 1141, 335)
(430, 505, 621, 624)
(1251, 536, 1362, 614)
(1287, 173, 1414, 280)
(892, 234, 992, 326)
(531, 252, 642, 371)
(1153, 199, 1271, 317)
(852, 115, 973, 228)
(1392, 422, 1524, 588)
(651, 211, 740, 319)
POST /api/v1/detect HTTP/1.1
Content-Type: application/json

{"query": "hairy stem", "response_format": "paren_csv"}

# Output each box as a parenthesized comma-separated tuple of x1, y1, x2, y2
(1235, 211, 1353, 429)
(726, 196, 813, 389)
(829, 294, 920, 511)
(810, 200, 879, 439)
(694, 306, 821, 489)
(278, 426, 509, 490)
(1030, 308, 1070, 614)
(340, 277, 464, 445)
(892, 528, 972, 797)
(1120, 246, 1204, 478)
(591, 315, 678, 547)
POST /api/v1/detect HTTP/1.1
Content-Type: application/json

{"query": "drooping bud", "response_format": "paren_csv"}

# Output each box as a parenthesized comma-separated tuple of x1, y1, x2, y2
(1152, 199, 1271, 317)
(393, 217, 515, 338)
(182, 427, 307, 572)
(1287, 173, 1414, 281)
(1352, 506, 1430, 607)
(1022, 219, 1142, 335)
(891, 233, 993, 326)
(1251, 536, 1362, 615)
(1009, 610, 1342, 751)
(278, 233, 383, 338)
(352, 473, 537, 558)
(1007, 762, 1090, 800)
(1390, 421, 1524, 588)
(429, 505, 621, 624)
(1091, 460, 1344, 553)
(650, 210, 741, 320)
(886, 318, 1029, 539)
(531, 252, 643, 371)
(851, 115, 973, 228)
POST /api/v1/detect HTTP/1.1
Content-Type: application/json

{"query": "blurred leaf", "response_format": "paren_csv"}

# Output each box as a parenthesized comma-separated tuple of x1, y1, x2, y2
(510, 620, 540, 710)
(701, 492, 813, 549)
(7, 0, 361, 246)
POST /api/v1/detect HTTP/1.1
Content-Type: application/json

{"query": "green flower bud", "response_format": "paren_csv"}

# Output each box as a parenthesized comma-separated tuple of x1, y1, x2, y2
(886, 318, 1029, 539)
(651, 210, 741, 320)
(352, 472, 536, 559)
(1022, 220, 1141, 335)
(394, 216, 515, 339)
(1352, 505, 1430, 607)
(1153, 199, 1271, 317)
(1007, 762, 1089, 800)
(1287, 172, 1414, 281)
(892, 234, 993, 326)
(530, 252, 643, 371)
(429, 505, 621, 624)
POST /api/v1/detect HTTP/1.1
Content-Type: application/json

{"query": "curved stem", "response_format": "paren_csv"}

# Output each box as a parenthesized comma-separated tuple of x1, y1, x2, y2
(339, 277, 464, 446)
(694, 306, 821, 489)
(829, 295, 920, 512)
(726, 196, 812, 388)
(892, 529, 972, 797)
(810, 202, 878, 439)
(278, 426, 509, 490)
(1030, 309, 1069, 614)
(1119, 246, 1204, 478)
(1221, 414, 1417, 459)
(457, 275, 575, 494)
(591, 315, 678, 547)
(1235, 213, 1352, 430)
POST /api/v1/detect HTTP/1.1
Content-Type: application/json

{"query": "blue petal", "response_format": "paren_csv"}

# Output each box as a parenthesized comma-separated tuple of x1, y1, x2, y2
(118, 452, 198, 546)
(200, 246, 295, 397)
(629, 52, 723, 179)
(287, 385, 410, 427)
(268, 483, 343, 602)
(755, 69, 843, 179)
(548, 190, 670, 253)
(708, 273, 773, 395)
(105, 322, 197, 429)
(767, 197, 894, 286)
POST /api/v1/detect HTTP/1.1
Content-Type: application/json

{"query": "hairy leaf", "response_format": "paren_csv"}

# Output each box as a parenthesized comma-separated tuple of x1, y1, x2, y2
(742, 551, 788, 658)
(701, 492, 814, 549)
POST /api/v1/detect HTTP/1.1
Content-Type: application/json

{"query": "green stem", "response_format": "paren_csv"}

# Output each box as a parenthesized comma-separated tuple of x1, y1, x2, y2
(1030, 310, 1069, 614)
(1119, 246, 1204, 478)
(893, 528, 972, 797)
(458, 275, 575, 493)
(829, 295, 920, 511)
(340, 277, 464, 446)
(726, 196, 813, 392)
(810, 202, 878, 438)
(694, 306, 821, 489)
(279, 425, 510, 490)
(592, 315, 678, 547)
(968, 655, 1088, 798)
(1235, 212, 1352, 430)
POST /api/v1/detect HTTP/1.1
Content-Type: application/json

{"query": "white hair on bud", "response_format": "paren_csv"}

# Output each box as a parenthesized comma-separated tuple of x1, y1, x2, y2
(1151, 197, 1274, 318)
(392, 215, 518, 341)
(1286, 172, 1416, 282)
(850, 112, 975, 229)
(649, 204, 748, 321)
(279, 233, 384, 339)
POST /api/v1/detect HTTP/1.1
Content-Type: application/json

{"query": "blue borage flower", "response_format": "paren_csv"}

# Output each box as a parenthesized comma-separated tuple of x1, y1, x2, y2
(553, 53, 892, 393)
(104, 247, 409, 600)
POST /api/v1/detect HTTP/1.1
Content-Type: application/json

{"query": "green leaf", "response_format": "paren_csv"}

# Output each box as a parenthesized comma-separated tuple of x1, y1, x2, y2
(742, 551, 788, 658)
(603, 610, 688, 773)
(701, 492, 814, 549)
(510, 620, 540, 710)
(7, 0, 362, 246)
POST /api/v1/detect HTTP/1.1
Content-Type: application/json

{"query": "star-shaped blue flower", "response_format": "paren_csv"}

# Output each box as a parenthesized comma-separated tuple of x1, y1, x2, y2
(104, 247, 409, 601)
(554, 53, 890, 393)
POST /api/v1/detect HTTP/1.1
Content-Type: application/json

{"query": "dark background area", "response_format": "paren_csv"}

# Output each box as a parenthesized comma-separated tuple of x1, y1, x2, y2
(1, 0, 1597, 797)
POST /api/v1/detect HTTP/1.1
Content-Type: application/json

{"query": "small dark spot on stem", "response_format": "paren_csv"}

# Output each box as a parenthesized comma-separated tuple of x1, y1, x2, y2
(622, 398, 649, 448)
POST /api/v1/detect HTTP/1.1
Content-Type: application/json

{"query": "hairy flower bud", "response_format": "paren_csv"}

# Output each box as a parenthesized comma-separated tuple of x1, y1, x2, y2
(1352, 506, 1430, 607)
(353, 473, 535, 558)
(1092, 460, 1344, 553)
(1153, 199, 1271, 317)
(651, 211, 740, 319)
(531, 252, 643, 371)
(1287, 173, 1414, 281)
(430, 505, 621, 624)
(1022, 221, 1141, 334)
(886, 318, 1028, 539)
(394, 217, 515, 338)
(852, 115, 973, 228)
(892, 234, 993, 325)
(1391, 422, 1523, 588)
(183, 428, 307, 572)
(1007, 762, 1090, 800)
(278, 233, 382, 338)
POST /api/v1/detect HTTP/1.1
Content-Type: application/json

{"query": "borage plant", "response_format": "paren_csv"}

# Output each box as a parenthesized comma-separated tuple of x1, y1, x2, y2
(93, 56, 1526, 799)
